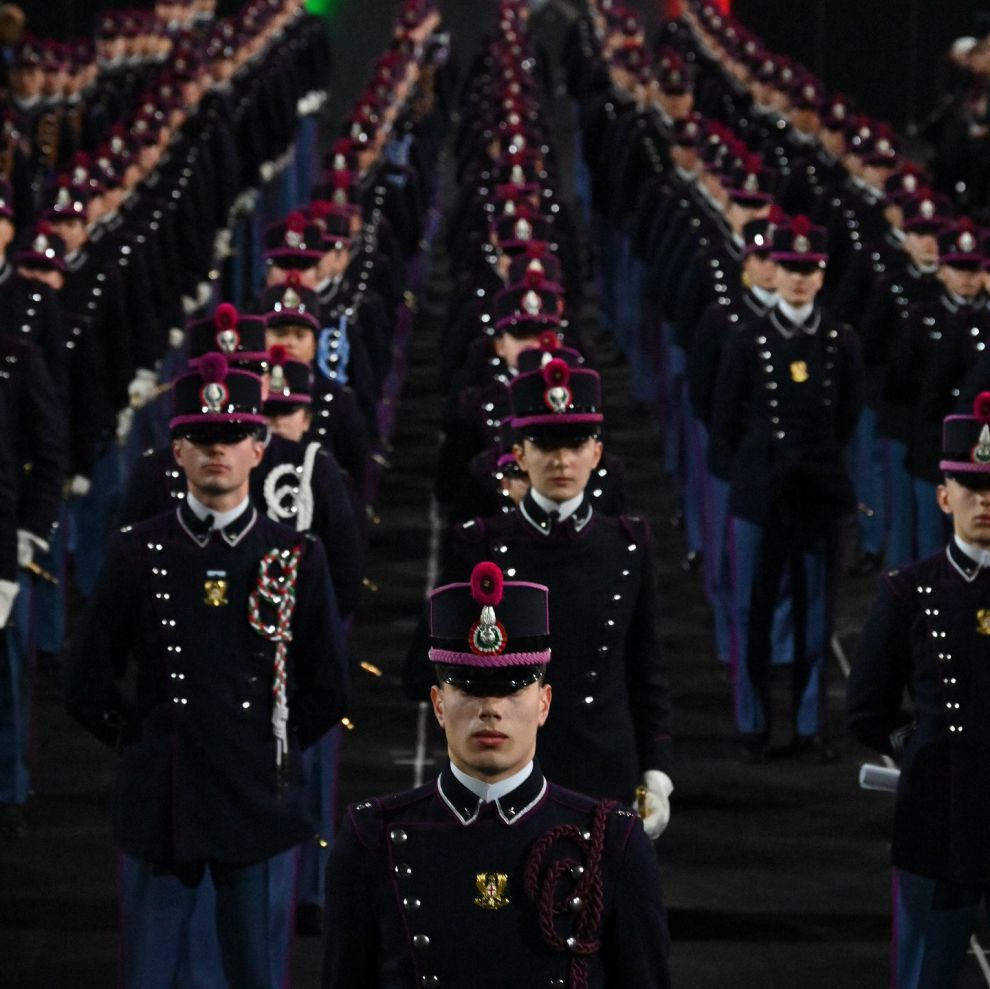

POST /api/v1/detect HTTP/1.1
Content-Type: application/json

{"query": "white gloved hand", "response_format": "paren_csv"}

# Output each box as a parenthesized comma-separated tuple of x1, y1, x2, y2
(168, 327, 185, 350)
(128, 368, 157, 408)
(68, 474, 92, 498)
(0, 578, 19, 629)
(16, 529, 47, 568)
(637, 770, 674, 840)
(116, 407, 134, 446)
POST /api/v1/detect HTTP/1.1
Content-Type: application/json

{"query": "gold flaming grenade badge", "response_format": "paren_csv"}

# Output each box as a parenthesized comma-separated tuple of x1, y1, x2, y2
(473, 872, 510, 910)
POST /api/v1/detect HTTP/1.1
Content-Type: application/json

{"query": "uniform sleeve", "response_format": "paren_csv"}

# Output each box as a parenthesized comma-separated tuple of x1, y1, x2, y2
(625, 526, 673, 775)
(309, 449, 365, 620)
(835, 327, 865, 447)
(599, 817, 672, 987)
(288, 535, 350, 747)
(846, 575, 916, 757)
(710, 329, 751, 475)
(322, 813, 382, 989)
(17, 343, 67, 538)
(64, 531, 143, 748)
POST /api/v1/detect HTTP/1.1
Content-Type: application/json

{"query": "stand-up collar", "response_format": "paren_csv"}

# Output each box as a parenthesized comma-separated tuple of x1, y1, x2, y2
(436, 762, 548, 826)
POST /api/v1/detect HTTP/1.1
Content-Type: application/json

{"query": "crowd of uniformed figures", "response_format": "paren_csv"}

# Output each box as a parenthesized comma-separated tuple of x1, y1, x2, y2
(2, 0, 989, 983)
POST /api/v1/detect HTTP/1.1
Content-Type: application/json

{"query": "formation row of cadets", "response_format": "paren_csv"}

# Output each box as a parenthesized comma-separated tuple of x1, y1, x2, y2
(401, 0, 673, 832)
(563, 0, 990, 761)
(58, 1, 454, 986)
(0, 0, 334, 838)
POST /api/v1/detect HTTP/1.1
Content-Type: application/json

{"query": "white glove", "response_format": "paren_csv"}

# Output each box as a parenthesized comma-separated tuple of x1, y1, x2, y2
(259, 159, 276, 183)
(128, 368, 157, 408)
(116, 407, 134, 446)
(168, 327, 185, 350)
(0, 578, 19, 629)
(637, 770, 674, 840)
(181, 294, 198, 315)
(213, 228, 233, 260)
(68, 474, 92, 498)
(16, 530, 47, 568)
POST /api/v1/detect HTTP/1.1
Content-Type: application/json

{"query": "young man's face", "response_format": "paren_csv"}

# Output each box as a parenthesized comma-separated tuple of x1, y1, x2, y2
(904, 231, 938, 268)
(265, 405, 311, 443)
(938, 476, 990, 547)
(172, 433, 264, 504)
(774, 263, 824, 306)
(941, 264, 984, 299)
(266, 323, 316, 364)
(514, 435, 603, 504)
(430, 679, 550, 782)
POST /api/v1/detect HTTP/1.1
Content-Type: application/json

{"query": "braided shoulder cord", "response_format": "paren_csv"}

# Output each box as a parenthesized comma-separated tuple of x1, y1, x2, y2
(247, 546, 302, 790)
(523, 799, 616, 989)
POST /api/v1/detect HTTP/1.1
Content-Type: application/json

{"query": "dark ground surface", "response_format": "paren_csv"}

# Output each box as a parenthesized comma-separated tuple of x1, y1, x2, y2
(5, 3, 990, 988)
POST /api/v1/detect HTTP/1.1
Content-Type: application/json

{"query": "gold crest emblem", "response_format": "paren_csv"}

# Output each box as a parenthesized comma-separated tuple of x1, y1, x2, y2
(204, 579, 229, 607)
(473, 872, 510, 910)
(978, 609, 990, 636)
(790, 361, 809, 383)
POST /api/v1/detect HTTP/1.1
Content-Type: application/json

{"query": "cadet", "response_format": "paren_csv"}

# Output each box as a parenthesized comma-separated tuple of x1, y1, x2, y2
(405, 360, 674, 827)
(65, 352, 349, 989)
(848, 395, 990, 988)
(712, 214, 864, 760)
(326, 562, 671, 989)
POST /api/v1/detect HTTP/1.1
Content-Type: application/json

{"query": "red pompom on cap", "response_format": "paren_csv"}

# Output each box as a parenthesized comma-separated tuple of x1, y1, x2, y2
(198, 352, 229, 385)
(523, 267, 544, 289)
(767, 204, 787, 225)
(974, 392, 990, 423)
(284, 270, 302, 288)
(791, 214, 812, 236)
(542, 357, 570, 389)
(525, 240, 547, 259)
(268, 343, 288, 366)
(214, 302, 238, 331)
(286, 211, 307, 233)
(538, 329, 559, 352)
(470, 561, 504, 607)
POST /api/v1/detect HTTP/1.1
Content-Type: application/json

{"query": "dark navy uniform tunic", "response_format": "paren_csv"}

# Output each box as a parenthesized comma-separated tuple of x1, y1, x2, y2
(65, 501, 349, 869)
(323, 765, 671, 989)
(849, 542, 990, 883)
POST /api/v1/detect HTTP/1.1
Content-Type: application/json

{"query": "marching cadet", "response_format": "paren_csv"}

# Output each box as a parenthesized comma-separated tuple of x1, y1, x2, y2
(327, 562, 672, 989)
(848, 396, 990, 989)
(854, 188, 950, 571)
(65, 351, 349, 989)
(711, 214, 864, 761)
(405, 360, 674, 829)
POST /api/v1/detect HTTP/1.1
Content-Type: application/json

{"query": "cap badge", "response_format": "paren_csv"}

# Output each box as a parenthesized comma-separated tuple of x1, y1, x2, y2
(285, 228, 304, 249)
(920, 199, 935, 219)
(510, 164, 525, 185)
(904, 174, 919, 193)
(332, 153, 346, 170)
(973, 424, 990, 465)
(468, 604, 506, 656)
(876, 138, 892, 154)
(269, 363, 287, 394)
(215, 327, 240, 353)
(793, 234, 811, 254)
(522, 290, 542, 315)
(474, 873, 510, 910)
(743, 172, 760, 194)
(33, 234, 49, 254)
(204, 578, 229, 607)
(959, 231, 976, 253)
(514, 218, 532, 241)
(282, 287, 301, 310)
(790, 360, 809, 384)
(200, 381, 230, 413)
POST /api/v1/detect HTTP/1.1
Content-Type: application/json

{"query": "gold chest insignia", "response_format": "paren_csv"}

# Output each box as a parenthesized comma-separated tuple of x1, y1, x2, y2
(204, 579, 229, 607)
(473, 872, 510, 910)
(789, 360, 809, 383)
(977, 609, 990, 636)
